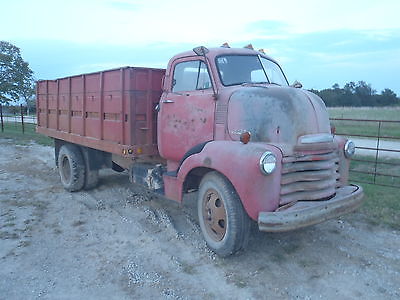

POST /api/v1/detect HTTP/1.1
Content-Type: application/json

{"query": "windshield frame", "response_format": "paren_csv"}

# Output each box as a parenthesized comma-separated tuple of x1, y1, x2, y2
(214, 54, 289, 87)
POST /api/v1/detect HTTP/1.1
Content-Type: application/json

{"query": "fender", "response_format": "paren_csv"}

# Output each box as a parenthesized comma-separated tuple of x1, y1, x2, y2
(165, 140, 283, 221)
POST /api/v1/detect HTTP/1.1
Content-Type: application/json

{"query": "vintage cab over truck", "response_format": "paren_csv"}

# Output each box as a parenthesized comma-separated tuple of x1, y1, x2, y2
(37, 44, 364, 256)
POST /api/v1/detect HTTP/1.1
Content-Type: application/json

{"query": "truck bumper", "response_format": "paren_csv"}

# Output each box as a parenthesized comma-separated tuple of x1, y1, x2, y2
(258, 185, 364, 232)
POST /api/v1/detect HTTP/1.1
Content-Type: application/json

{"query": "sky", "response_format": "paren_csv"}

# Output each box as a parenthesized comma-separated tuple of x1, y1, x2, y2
(1, 0, 400, 95)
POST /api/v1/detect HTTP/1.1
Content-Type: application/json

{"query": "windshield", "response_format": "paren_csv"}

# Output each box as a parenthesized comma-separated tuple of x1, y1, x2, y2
(216, 55, 288, 87)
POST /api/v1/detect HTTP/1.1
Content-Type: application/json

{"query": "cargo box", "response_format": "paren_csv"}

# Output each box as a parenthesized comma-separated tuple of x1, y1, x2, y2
(37, 67, 165, 157)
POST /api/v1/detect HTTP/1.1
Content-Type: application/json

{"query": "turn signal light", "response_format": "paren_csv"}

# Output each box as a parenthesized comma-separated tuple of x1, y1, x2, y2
(240, 131, 251, 144)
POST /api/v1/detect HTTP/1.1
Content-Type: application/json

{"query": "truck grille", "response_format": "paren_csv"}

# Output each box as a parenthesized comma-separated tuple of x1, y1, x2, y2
(280, 150, 340, 205)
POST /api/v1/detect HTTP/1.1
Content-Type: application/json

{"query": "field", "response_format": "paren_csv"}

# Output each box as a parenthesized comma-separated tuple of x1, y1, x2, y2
(0, 122, 52, 146)
(328, 106, 400, 120)
(328, 107, 400, 139)
(349, 158, 400, 229)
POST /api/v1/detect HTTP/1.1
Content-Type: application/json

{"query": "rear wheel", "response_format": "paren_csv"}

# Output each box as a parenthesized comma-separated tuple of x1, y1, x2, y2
(198, 172, 251, 257)
(58, 144, 85, 192)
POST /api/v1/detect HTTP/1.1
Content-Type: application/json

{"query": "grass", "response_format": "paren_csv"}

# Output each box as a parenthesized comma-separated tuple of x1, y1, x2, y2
(328, 107, 400, 139)
(330, 119, 400, 139)
(354, 183, 400, 230)
(328, 106, 400, 121)
(349, 157, 400, 229)
(0, 122, 53, 146)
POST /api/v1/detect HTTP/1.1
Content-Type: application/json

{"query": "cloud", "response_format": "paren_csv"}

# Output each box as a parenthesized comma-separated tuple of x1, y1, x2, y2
(3, 1, 399, 94)
(1, 0, 399, 46)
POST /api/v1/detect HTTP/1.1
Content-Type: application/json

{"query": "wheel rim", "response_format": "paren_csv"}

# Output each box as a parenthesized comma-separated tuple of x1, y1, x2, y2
(61, 156, 71, 182)
(202, 188, 227, 242)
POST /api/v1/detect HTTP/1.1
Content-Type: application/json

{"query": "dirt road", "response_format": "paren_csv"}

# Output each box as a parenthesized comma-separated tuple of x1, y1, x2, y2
(352, 138, 400, 159)
(1, 139, 399, 299)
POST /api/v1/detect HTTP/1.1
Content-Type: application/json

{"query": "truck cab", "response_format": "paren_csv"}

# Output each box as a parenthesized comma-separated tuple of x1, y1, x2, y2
(157, 45, 363, 255)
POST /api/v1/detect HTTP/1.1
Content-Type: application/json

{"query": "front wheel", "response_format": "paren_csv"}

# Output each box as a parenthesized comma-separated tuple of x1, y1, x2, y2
(198, 172, 251, 257)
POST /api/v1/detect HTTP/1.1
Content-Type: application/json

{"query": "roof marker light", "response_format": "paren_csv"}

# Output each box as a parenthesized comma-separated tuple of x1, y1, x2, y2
(221, 42, 230, 48)
(244, 44, 254, 50)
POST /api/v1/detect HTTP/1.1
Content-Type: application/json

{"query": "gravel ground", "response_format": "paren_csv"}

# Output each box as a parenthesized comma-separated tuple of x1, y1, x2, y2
(0, 139, 399, 299)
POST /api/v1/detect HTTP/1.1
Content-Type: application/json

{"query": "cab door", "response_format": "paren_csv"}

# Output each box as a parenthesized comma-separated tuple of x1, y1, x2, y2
(158, 58, 215, 163)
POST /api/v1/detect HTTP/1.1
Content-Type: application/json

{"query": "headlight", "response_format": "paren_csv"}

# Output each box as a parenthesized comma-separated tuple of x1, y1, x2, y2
(259, 151, 277, 175)
(344, 140, 355, 158)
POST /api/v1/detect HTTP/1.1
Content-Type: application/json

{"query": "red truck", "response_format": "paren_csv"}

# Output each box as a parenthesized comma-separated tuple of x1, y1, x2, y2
(37, 45, 364, 256)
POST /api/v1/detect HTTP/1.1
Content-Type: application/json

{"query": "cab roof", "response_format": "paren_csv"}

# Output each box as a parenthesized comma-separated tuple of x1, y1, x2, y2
(169, 46, 279, 65)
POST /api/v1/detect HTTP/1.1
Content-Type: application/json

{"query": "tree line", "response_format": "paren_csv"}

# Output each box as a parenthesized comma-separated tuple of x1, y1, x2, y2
(309, 82, 399, 107)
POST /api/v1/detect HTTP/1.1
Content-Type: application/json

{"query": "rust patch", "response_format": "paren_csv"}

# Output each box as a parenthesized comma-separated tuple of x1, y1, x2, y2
(203, 157, 212, 166)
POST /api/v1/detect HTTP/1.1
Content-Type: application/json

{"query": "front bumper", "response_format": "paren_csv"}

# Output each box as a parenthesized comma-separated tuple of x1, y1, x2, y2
(258, 185, 364, 232)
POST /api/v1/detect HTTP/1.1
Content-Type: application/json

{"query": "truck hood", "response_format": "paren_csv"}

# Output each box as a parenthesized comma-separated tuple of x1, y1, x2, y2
(227, 86, 331, 145)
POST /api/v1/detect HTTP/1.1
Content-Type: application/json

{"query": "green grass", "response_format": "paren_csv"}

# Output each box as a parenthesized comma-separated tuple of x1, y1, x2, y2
(350, 157, 400, 229)
(355, 183, 400, 230)
(328, 107, 400, 139)
(331, 120, 400, 139)
(0, 122, 53, 146)
(328, 106, 400, 121)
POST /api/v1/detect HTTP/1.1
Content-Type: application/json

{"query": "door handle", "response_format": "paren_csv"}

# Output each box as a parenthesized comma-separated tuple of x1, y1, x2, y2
(162, 99, 175, 103)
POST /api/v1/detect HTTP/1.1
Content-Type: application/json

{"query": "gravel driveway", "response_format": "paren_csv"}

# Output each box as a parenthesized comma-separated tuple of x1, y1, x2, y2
(0, 139, 399, 299)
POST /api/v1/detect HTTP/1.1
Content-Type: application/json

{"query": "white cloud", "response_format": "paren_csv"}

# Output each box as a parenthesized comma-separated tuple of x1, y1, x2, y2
(1, 0, 399, 46)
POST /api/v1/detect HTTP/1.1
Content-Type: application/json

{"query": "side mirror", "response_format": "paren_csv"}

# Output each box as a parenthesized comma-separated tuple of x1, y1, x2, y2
(291, 81, 303, 89)
(193, 46, 209, 56)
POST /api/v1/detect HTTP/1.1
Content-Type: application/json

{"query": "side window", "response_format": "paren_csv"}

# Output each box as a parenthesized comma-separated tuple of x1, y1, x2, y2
(197, 62, 211, 90)
(172, 61, 211, 92)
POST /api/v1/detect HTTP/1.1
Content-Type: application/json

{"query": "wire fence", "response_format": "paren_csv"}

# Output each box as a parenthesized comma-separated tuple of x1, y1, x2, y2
(330, 118, 400, 188)
(0, 104, 37, 133)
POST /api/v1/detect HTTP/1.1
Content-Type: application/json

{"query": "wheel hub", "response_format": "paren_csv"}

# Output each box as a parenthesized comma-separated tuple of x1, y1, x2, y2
(202, 189, 227, 242)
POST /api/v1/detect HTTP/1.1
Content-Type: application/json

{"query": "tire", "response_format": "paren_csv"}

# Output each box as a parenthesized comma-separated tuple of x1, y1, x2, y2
(58, 144, 85, 192)
(198, 171, 251, 257)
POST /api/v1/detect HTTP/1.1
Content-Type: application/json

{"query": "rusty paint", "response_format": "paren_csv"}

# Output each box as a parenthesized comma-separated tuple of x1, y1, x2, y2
(203, 157, 212, 166)
(157, 55, 215, 163)
(258, 185, 364, 232)
(37, 67, 165, 156)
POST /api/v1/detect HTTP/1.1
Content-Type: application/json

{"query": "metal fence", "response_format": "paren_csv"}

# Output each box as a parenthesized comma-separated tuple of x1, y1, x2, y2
(0, 104, 36, 133)
(330, 118, 400, 188)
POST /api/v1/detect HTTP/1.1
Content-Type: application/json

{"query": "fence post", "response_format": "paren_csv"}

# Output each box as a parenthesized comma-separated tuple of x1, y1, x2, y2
(0, 103, 3, 132)
(20, 104, 25, 134)
(373, 121, 381, 184)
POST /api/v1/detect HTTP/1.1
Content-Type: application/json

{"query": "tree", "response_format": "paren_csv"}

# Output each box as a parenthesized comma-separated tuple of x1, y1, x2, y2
(378, 88, 398, 106)
(0, 41, 34, 104)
